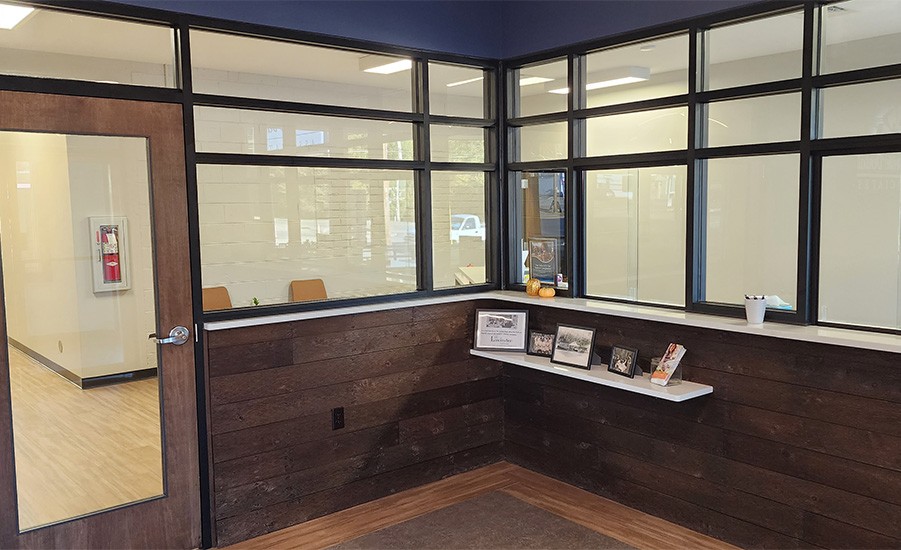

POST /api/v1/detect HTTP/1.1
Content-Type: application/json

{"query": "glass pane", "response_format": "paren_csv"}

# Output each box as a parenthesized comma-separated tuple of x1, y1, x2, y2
(194, 107, 414, 160)
(820, 0, 901, 74)
(430, 125, 485, 163)
(191, 30, 413, 111)
(820, 80, 901, 138)
(0, 132, 163, 530)
(432, 172, 487, 288)
(706, 93, 800, 147)
(820, 154, 901, 330)
(585, 34, 688, 108)
(585, 107, 687, 157)
(429, 62, 486, 118)
(512, 58, 568, 117)
(704, 155, 799, 308)
(198, 165, 416, 306)
(0, 9, 175, 87)
(585, 166, 686, 306)
(511, 171, 567, 287)
(516, 122, 567, 162)
(706, 11, 803, 90)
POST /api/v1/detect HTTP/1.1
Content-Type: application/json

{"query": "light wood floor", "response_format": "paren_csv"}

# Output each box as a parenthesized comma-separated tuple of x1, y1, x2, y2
(228, 461, 738, 550)
(8, 346, 164, 530)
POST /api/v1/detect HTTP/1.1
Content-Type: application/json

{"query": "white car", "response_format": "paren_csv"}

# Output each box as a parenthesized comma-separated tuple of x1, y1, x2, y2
(450, 214, 485, 243)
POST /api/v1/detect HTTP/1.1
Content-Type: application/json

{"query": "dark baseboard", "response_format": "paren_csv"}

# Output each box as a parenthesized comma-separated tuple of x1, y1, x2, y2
(8, 338, 157, 389)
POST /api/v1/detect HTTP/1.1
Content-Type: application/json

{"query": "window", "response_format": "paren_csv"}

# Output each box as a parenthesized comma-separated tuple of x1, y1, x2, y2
(432, 172, 488, 288)
(705, 94, 800, 147)
(819, 80, 901, 139)
(510, 58, 568, 118)
(430, 125, 486, 163)
(585, 107, 687, 157)
(819, 0, 901, 75)
(514, 122, 567, 162)
(429, 63, 486, 118)
(511, 171, 567, 286)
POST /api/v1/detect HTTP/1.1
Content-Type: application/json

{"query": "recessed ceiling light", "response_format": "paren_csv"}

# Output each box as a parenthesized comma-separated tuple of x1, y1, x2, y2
(0, 3, 34, 30)
(446, 76, 483, 88)
(547, 87, 570, 95)
(359, 55, 412, 74)
(546, 66, 649, 94)
(519, 76, 554, 87)
(639, 44, 656, 52)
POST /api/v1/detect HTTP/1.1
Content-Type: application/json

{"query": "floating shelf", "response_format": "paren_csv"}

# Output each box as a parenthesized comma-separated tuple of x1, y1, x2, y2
(471, 349, 713, 402)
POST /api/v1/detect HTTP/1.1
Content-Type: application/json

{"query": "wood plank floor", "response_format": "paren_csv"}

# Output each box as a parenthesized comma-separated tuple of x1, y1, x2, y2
(227, 461, 738, 550)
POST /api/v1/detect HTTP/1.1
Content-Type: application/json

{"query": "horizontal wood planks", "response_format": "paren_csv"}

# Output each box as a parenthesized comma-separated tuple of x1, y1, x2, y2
(206, 301, 503, 546)
(504, 303, 901, 549)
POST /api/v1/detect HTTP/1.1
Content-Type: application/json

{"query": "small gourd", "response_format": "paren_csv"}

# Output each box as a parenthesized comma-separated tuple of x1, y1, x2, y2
(538, 286, 556, 298)
(525, 277, 542, 296)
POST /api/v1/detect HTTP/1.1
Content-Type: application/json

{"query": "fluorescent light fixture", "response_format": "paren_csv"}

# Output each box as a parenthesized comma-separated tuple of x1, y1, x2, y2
(519, 76, 554, 87)
(446, 76, 483, 88)
(546, 66, 649, 94)
(0, 3, 34, 30)
(359, 55, 412, 74)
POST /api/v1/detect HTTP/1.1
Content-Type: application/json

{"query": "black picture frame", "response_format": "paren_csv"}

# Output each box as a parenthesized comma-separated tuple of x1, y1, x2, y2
(608, 345, 639, 378)
(473, 309, 529, 351)
(528, 237, 559, 283)
(550, 324, 596, 370)
(526, 330, 555, 357)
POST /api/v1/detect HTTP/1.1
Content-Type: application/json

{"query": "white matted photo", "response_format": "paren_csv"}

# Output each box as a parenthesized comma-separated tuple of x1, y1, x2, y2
(474, 309, 528, 351)
(550, 324, 596, 370)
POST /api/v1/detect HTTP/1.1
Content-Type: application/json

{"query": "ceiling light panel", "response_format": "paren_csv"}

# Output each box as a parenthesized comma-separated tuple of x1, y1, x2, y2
(0, 3, 34, 30)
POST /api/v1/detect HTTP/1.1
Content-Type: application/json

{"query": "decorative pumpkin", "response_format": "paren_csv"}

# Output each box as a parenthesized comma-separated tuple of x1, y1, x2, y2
(525, 277, 542, 296)
(538, 286, 556, 298)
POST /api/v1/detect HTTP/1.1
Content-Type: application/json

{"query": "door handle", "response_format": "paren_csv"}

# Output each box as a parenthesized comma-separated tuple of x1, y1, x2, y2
(149, 326, 191, 346)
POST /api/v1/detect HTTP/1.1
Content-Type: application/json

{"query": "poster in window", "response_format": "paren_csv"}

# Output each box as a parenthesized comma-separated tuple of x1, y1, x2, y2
(90, 216, 130, 293)
(528, 238, 559, 283)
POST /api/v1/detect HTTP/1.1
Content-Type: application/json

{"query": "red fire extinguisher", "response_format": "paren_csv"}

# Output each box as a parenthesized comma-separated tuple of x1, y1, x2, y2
(99, 225, 122, 284)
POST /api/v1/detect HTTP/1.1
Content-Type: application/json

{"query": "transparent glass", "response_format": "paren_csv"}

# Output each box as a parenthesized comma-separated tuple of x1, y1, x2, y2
(430, 125, 485, 163)
(819, 0, 901, 74)
(0, 132, 162, 530)
(819, 154, 901, 330)
(197, 165, 416, 305)
(516, 122, 567, 162)
(511, 171, 567, 286)
(194, 107, 414, 159)
(0, 9, 176, 87)
(512, 58, 568, 117)
(705, 11, 803, 90)
(706, 93, 800, 147)
(429, 62, 486, 118)
(820, 80, 901, 138)
(190, 30, 413, 111)
(432, 172, 488, 288)
(585, 107, 687, 157)
(584, 34, 688, 108)
(585, 166, 686, 306)
(703, 155, 799, 308)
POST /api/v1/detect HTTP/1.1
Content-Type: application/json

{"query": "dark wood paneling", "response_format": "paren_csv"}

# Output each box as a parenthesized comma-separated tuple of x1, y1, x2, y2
(206, 301, 503, 546)
(504, 302, 901, 549)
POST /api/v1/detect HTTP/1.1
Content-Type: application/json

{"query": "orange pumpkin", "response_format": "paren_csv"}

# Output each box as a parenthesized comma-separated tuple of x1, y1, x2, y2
(538, 286, 556, 298)
(525, 277, 542, 296)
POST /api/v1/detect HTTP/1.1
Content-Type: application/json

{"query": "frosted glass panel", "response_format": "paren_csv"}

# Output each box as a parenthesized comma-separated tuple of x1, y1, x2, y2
(820, 0, 901, 74)
(431, 125, 485, 163)
(820, 80, 901, 138)
(707, 94, 800, 147)
(586, 107, 687, 157)
(516, 122, 567, 162)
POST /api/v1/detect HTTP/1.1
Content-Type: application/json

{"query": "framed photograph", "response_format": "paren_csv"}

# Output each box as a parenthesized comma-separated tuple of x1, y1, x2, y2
(527, 330, 555, 357)
(550, 324, 596, 370)
(89, 216, 130, 293)
(474, 309, 528, 351)
(528, 237, 559, 283)
(609, 345, 639, 378)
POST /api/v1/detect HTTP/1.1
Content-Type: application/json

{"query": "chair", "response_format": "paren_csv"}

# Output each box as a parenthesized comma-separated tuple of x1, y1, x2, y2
(202, 286, 232, 311)
(289, 279, 328, 302)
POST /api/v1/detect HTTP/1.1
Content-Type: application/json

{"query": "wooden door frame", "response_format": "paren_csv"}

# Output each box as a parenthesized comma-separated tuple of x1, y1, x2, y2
(0, 91, 200, 549)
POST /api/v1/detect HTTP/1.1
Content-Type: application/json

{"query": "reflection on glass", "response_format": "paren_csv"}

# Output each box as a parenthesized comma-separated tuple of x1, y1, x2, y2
(0, 8, 176, 86)
(0, 132, 163, 530)
(820, 154, 901, 330)
(705, 11, 803, 90)
(585, 34, 688, 108)
(585, 166, 686, 306)
(820, 80, 901, 138)
(429, 62, 486, 118)
(191, 30, 413, 111)
(516, 122, 567, 162)
(430, 125, 485, 163)
(198, 165, 416, 306)
(432, 172, 488, 288)
(511, 58, 568, 117)
(706, 93, 800, 147)
(511, 171, 567, 286)
(819, 0, 901, 74)
(704, 155, 799, 308)
(585, 107, 687, 157)
(194, 107, 414, 159)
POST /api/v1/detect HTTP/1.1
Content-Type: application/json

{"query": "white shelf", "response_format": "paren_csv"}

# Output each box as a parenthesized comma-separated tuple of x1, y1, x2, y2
(471, 349, 713, 402)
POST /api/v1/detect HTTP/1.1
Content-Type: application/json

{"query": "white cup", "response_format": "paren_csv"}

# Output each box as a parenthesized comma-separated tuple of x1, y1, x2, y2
(744, 296, 766, 325)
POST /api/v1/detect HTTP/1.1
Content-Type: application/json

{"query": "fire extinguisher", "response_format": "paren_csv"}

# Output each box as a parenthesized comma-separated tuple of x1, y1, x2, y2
(99, 226, 121, 284)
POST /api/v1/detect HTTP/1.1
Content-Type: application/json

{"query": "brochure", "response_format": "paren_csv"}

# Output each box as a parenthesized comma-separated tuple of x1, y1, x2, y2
(650, 343, 686, 386)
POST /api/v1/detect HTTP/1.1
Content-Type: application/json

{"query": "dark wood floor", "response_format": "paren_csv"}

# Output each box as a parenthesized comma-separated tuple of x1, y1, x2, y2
(225, 461, 738, 549)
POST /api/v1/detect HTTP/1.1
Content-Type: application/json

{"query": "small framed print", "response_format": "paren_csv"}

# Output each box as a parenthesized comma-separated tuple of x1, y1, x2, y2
(527, 330, 555, 357)
(550, 324, 596, 370)
(528, 238, 559, 283)
(608, 345, 639, 378)
(474, 309, 528, 351)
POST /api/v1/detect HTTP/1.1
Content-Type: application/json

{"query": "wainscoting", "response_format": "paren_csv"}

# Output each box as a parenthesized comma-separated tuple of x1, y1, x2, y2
(205, 298, 900, 548)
